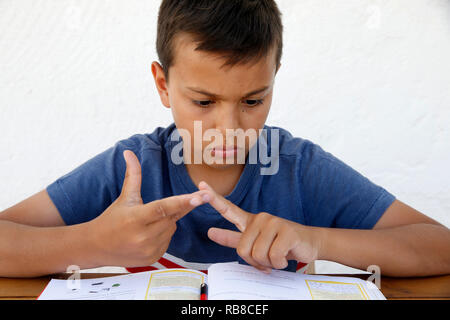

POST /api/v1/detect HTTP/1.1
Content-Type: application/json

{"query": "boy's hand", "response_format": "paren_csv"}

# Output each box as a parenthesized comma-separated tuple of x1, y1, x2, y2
(199, 181, 322, 273)
(88, 150, 210, 268)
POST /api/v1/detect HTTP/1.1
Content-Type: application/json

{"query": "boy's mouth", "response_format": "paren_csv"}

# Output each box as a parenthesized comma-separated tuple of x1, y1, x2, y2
(211, 146, 239, 157)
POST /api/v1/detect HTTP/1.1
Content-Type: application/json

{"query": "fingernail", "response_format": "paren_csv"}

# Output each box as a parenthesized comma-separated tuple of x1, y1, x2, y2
(202, 194, 210, 202)
(262, 268, 272, 274)
(190, 197, 201, 206)
(199, 181, 211, 190)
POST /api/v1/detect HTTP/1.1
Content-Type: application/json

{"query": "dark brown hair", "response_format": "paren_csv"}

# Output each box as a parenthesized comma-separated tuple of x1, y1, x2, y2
(156, 0, 283, 80)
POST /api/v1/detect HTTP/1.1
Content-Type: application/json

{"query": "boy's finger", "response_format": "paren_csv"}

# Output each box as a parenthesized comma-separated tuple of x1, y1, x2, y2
(198, 181, 250, 232)
(141, 190, 210, 224)
(120, 150, 143, 205)
(207, 227, 241, 249)
(208, 227, 271, 273)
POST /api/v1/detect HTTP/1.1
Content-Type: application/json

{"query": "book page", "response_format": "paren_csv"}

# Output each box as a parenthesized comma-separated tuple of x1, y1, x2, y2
(38, 272, 152, 300)
(302, 275, 385, 300)
(38, 269, 206, 300)
(144, 269, 206, 300)
(305, 279, 369, 300)
(207, 263, 385, 300)
(208, 263, 312, 299)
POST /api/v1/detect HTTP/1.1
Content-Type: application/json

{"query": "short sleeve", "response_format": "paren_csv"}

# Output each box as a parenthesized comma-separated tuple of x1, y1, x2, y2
(299, 142, 396, 229)
(46, 138, 138, 225)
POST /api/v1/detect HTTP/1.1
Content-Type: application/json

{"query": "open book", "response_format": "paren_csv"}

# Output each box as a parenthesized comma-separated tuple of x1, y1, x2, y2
(38, 262, 385, 300)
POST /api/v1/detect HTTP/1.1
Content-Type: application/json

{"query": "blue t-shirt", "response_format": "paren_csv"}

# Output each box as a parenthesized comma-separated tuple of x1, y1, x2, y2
(46, 123, 395, 272)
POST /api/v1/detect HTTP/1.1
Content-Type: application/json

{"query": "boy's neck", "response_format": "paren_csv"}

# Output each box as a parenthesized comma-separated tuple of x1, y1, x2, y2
(185, 163, 245, 197)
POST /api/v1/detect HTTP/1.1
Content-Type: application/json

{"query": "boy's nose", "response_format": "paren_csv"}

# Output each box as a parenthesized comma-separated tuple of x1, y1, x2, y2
(214, 103, 241, 133)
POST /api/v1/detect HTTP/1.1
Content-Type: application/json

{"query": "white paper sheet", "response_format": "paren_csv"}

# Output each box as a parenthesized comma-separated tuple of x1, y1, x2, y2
(38, 272, 151, 300)
(38, 269, 206, 300)
(207, 263, 385, 300)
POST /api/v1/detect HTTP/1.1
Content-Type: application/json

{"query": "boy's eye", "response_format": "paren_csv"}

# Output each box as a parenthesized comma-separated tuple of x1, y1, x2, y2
(192, 99, 264, 108)
(193, 100, 214, 108)
(244, 99, 264, 107)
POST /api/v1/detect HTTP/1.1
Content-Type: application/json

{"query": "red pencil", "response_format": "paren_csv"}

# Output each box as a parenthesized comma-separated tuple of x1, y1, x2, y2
(200, 283, 208, 300)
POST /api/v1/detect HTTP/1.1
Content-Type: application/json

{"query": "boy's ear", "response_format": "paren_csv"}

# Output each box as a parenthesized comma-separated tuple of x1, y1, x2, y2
(151, 61, 171, 108)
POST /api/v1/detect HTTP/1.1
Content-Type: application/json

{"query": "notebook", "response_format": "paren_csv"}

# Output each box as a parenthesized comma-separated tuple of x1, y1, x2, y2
(38, 262, 385, 300)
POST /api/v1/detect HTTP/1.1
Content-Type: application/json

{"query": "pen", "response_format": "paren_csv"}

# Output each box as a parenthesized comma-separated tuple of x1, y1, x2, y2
(200, 283, 208, 300)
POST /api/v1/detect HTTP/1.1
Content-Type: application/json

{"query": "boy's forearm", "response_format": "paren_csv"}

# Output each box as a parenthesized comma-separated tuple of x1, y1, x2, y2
(317, 223, 450, 277)
(0, 220, 100, 277)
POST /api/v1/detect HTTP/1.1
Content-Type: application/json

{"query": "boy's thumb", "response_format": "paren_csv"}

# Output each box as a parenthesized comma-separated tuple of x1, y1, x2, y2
(120, 150, 143, 205)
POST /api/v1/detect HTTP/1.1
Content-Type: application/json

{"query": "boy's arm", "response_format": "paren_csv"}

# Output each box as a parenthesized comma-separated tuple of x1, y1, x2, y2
(0, 150, 210, 278)
(200, 181, 450, 277)
(0, 190, 93, 277)
(320, 199, 450, 276)
(0, 189, 66, 227)
(0, 219, 99, 277)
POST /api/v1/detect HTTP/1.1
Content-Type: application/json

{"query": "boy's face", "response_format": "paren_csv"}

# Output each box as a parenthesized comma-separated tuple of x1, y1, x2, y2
(152, 33, 279, 170)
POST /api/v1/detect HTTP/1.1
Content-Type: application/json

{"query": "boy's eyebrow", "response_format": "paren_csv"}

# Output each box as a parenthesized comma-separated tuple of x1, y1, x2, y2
(186, 86, 270, 98)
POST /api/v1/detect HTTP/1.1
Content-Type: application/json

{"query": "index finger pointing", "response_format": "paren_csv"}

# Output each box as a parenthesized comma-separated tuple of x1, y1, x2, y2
(141, 190, 210, 224)
(198, 181, 250, 232)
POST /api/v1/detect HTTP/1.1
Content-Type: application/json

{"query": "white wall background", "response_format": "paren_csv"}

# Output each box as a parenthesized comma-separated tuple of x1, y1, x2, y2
(1, 0, 449, 274)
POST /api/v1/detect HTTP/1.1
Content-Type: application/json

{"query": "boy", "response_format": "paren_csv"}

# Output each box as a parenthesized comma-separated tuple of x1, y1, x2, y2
(0, 0, 449, 278)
